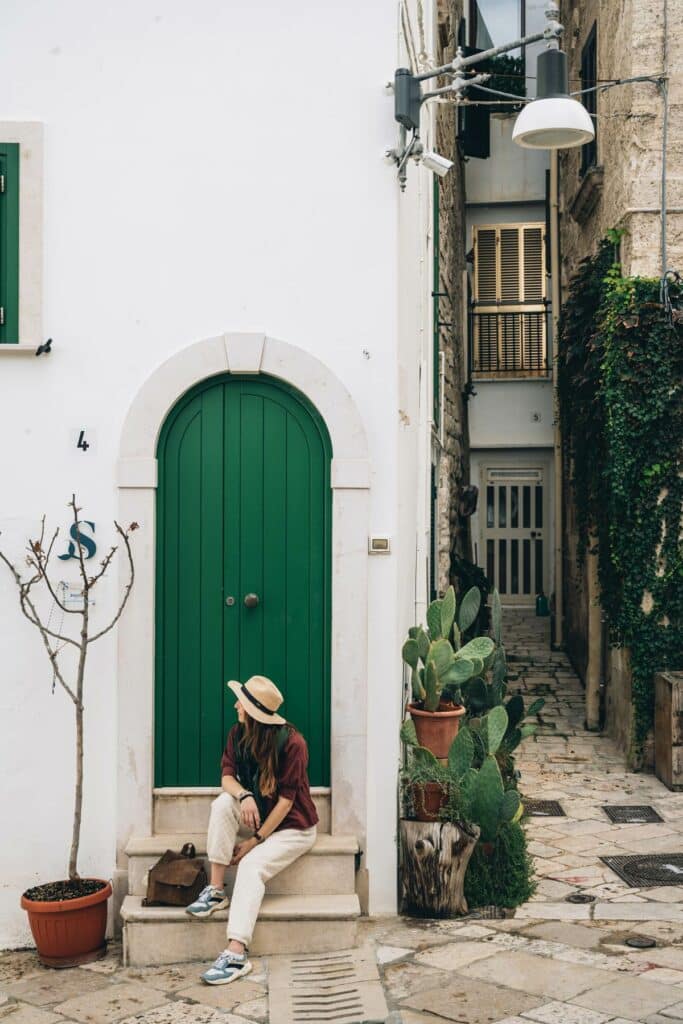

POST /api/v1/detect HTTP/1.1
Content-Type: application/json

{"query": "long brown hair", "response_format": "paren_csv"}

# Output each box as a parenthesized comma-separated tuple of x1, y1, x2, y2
(239, 716, 291, 798)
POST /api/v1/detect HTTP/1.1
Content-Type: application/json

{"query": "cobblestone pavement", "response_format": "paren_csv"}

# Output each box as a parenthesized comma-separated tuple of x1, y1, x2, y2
(4, 611, 683, 1024)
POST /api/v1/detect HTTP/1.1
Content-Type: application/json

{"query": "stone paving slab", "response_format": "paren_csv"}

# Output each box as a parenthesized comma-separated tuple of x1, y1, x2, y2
(400, 974, 544, 1023)
(460, 949, 614, 1001)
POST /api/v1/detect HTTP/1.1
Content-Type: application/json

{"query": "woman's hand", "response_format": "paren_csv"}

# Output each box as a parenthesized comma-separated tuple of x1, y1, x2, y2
(230, 837, 258, 866)
(239, 796, 261, 832)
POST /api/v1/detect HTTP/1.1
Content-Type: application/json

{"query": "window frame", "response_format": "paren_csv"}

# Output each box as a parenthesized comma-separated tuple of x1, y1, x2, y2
(0, 143, 19, 344)
(0, 123, 43, 350)
(580, 23, 598, 176)
(471, 221, 549, 378)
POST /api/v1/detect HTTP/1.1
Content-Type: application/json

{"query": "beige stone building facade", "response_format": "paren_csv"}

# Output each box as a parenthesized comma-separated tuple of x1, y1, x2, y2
(558, 0, 682, 757)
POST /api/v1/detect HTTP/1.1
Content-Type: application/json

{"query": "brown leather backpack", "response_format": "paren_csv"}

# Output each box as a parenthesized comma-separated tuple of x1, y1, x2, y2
(142, 843, 208, 907)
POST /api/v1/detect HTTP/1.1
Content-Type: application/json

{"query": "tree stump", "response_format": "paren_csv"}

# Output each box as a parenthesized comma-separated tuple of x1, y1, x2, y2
(399, 819, 480, 917)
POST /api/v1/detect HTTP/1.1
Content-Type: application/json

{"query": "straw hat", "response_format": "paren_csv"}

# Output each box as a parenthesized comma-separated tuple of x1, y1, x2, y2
(227, 675, 286, 726)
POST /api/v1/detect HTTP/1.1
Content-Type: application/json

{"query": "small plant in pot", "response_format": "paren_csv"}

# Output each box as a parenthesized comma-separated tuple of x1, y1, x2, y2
(402, 585, 494, 758)
(0, 497, 136, 967)
(400, 721, 450, 822)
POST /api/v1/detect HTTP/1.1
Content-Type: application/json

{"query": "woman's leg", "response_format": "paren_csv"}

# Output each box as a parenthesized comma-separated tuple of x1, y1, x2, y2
(227, 827, 317, 950)
(206, 792, 242, 885)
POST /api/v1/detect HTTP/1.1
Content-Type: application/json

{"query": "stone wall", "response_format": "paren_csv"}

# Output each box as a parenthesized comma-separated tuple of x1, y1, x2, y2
(559, 0, 682, 757)
(559, 0, 683, 281)
(435, 0, 469, 593)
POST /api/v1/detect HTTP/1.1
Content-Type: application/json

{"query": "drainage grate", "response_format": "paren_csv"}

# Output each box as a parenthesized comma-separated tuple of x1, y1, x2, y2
(601, 853, 683, 887)
(602, 805, 664, 824)
(269, 946, 388, 1024)
(523, 799, 565, 817)
(466, 905, 510, 920)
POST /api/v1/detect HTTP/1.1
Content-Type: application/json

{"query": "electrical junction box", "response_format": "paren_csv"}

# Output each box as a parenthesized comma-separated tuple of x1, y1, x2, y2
(368, 536, 391, 555)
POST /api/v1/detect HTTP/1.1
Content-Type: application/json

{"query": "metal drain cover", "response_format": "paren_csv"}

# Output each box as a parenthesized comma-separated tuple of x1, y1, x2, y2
(268, 946, 388, 1024)
(625, 935, 657, 949)
(566, 893, 595, 904)
(603, 805, 664, 824)
(523, 799, 565, 817)
(601, 853, 683, 887)
(467, 905, 510, 920)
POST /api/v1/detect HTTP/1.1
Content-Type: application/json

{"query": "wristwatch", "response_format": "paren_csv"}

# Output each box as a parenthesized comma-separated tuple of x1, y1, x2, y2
(254, 830, 265, 844)
(238, 791, 253, 802)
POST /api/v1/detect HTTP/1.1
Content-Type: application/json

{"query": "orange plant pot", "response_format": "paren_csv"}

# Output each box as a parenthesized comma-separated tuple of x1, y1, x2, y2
(21, 880, 111, 968)
(408, 702, 466, 758)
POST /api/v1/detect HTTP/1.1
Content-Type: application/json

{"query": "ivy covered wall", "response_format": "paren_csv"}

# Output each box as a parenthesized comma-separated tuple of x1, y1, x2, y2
(558, 238, 683, 761)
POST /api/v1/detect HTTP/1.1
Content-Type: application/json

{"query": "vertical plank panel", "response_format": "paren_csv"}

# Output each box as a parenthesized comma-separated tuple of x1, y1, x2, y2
(199, 386, 225, 782)
(177, 412, 202, 782)
(285, 416, 312, 743)
(240, 392, 265, 679)
(308, 419, 326, 785)
(223, 383, 242, 740)
(262, 400, 288, 694)
(156, 398, 201, 785)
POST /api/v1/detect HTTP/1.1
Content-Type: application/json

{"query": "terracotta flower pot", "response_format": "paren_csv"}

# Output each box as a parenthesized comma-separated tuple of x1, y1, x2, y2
(412, 782, 448, 822)
(408, 702, 466, 758)
(21, 880, 111, 968)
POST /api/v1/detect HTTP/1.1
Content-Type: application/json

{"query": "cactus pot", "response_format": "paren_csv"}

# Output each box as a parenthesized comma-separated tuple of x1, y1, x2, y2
(408, 702, 466, 758)
(21, 880, 111, 967)
(412, 782, 448, 822)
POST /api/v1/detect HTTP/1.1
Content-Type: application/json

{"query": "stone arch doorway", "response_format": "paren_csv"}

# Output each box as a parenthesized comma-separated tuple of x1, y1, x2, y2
(116, 333, 369, 871)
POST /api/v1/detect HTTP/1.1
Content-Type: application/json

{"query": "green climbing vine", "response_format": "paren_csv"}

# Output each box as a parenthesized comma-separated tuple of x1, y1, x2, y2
(558, 237, 683, 752)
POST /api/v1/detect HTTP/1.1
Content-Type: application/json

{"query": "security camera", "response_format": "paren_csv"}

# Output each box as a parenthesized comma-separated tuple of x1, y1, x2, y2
(420, 150, 453, 177)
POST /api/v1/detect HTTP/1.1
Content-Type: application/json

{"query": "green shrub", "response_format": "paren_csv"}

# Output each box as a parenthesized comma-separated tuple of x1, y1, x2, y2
(464, 822, 535, 909)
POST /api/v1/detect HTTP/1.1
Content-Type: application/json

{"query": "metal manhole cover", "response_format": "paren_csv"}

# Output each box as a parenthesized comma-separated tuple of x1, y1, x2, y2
(625, 935, 657, 949)
(566, 893, 595, 904)
(523, 799, 565, 817)
(603, 805, 663, 824)
(601, 854, 683, 887)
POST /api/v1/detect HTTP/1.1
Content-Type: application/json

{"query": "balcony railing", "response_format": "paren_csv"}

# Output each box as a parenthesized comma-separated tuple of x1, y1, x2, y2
(470, 309, 550, 378)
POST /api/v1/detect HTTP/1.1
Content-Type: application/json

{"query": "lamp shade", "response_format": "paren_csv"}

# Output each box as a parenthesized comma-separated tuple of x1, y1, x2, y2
(513, 48, 595, 150)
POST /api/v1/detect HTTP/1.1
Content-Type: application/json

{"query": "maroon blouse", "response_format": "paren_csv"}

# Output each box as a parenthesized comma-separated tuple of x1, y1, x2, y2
(221, 725, 319, 831)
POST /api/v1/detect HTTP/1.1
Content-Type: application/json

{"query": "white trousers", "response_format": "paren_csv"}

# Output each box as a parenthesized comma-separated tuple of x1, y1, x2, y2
(206, 792, 317, 946)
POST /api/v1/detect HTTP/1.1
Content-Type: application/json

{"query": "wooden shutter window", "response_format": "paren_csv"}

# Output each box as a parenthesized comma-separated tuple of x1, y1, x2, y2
(472, 223, 548, 376)
(0, 143, 20, 344)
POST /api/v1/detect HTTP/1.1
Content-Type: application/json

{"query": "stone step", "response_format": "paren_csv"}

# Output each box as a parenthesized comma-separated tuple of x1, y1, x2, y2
(120, 893, 361, 965)
(125, 832, 359, 897)
(153, 787, 331, 835)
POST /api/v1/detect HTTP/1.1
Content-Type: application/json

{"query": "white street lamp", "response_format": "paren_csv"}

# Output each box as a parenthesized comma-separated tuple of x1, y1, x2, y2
(512, 49, 594, 149)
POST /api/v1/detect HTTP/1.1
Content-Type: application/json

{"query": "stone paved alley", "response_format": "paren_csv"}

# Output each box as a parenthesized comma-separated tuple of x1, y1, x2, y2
(4, 612, 683, 1024)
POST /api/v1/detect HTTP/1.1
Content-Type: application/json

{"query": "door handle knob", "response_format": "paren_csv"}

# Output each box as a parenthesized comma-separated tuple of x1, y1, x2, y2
(244, 593, 260, 608)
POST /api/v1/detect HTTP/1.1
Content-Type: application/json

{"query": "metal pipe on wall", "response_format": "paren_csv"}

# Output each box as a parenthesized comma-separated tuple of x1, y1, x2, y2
(549, 151, 563, 648)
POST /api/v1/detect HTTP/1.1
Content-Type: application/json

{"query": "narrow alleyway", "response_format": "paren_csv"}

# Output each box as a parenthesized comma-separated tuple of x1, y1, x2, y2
(3, 610, 683, 1023)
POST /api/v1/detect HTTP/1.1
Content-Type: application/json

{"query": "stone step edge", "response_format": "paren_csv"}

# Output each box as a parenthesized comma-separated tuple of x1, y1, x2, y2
(126, 832, 359, 858)
(153, 786, 331, 797)
(120, 892, 361, 924)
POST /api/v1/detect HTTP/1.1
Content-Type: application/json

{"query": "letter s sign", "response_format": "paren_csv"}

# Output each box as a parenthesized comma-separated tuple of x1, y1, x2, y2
(58, 521, 97, 561)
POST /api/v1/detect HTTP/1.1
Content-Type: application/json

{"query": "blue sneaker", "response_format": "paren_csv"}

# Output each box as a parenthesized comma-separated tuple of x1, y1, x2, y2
(185, 885, 229, 918)
(201, 949, 252, 985)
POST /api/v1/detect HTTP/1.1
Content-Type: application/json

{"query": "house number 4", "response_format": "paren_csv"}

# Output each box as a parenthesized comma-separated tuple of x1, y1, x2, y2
(77, 430, 90, 452)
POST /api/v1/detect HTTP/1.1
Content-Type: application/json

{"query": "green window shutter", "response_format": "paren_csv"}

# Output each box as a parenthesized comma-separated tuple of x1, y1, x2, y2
(0, 144, 19, 343)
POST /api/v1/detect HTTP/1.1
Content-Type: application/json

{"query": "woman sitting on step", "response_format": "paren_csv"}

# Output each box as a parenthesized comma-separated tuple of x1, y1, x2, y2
(187, 675, 318, 986)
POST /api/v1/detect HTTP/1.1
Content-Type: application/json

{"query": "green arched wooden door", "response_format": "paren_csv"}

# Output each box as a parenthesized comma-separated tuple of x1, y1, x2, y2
(155, 375, 332, 787)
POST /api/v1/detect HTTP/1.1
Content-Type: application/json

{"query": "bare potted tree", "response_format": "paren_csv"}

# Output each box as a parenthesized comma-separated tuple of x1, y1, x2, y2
(0, 496, 136, 967)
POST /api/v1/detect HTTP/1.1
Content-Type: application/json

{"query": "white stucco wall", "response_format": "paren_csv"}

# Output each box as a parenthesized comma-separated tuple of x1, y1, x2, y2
(0, 0, 423, 946)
